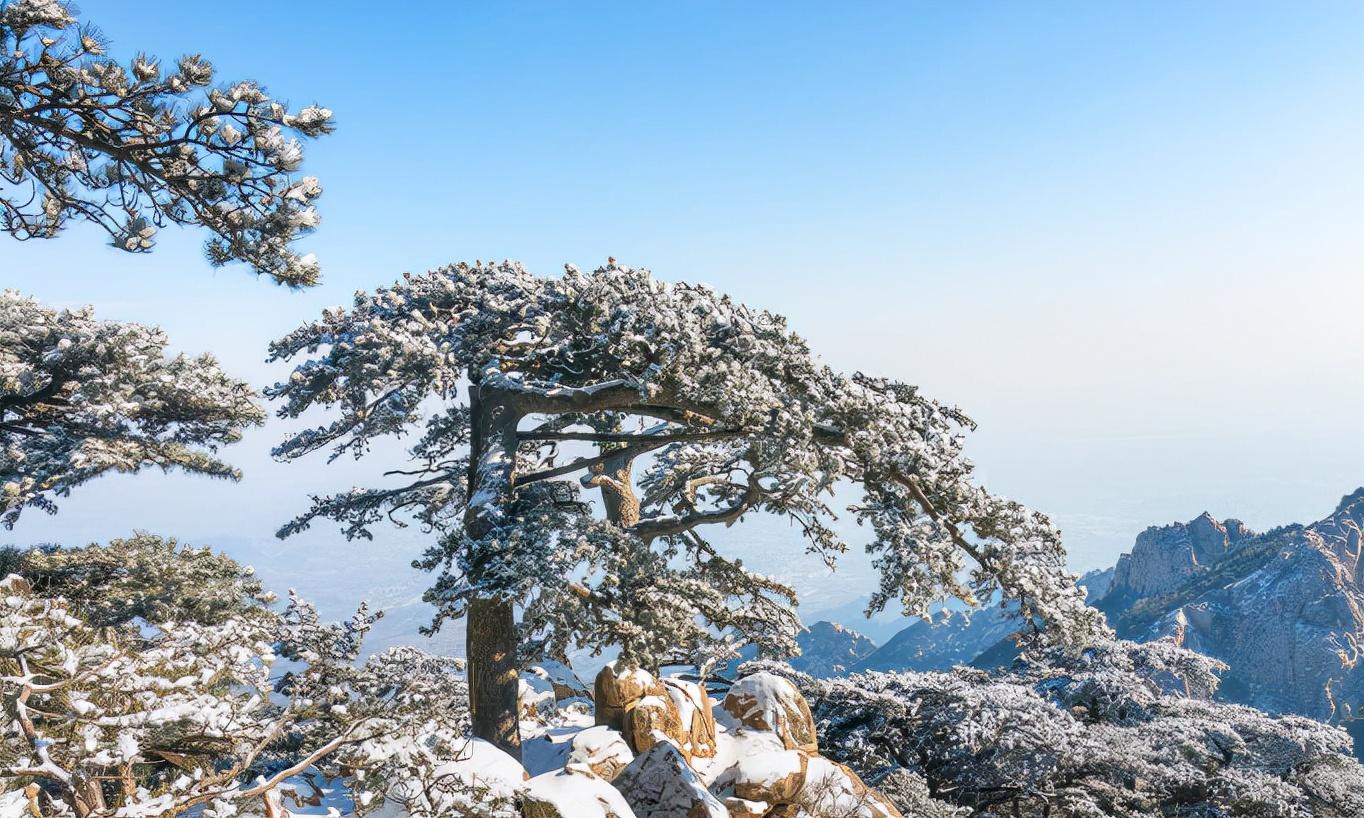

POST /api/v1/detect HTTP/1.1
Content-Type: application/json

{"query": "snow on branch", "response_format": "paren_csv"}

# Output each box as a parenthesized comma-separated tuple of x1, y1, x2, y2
(270, 259, 1108, 676)
(0, 0, 332, 285)
(1, 291, 264, 527)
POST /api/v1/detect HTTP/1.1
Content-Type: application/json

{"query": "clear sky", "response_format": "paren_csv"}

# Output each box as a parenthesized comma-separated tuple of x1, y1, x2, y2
(5, 1, 1364, 642)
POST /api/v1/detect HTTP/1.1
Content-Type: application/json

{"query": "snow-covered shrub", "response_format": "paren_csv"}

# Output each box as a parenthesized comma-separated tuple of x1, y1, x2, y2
(749, 639, 1364, 817)
(0, 538, 494, 818)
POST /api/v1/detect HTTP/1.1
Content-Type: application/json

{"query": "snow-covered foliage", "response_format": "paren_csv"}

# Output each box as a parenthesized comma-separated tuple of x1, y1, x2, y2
(751, 639, 1364, 817)
(0, 537, 488, 818)
(0, 291, 263, 527)
(0, 533, 273, 627)
(0, 0, 331, 285)
(268, 261, 1107, 680)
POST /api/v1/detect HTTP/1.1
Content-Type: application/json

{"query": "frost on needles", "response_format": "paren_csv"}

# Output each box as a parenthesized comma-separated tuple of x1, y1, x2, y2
(0, 0, 331, 285)
(268, 259, 1110, 754)
(0, 291, 265, 528)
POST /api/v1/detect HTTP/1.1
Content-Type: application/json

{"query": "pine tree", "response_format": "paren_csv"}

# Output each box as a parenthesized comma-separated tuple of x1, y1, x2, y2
(0, 290, 263, 526)
(0, 291, 264, 527)
(0, 0, 331, 285)
(0, 536, 487, 818)
(270, 260, 1109, 758)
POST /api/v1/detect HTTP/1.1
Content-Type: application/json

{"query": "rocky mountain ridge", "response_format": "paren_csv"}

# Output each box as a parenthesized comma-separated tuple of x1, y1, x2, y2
(802, 488, 1364, 745)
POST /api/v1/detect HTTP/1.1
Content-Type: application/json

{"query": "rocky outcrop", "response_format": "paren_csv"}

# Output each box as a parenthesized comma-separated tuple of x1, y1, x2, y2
(628, 694, 688, 756)
(840, 488, 1364, 749)
(663, 677, 718, 759)
(522, 764, 637, 818)
(1106, 512, 1254, 605)
(713, 746, 902, 818)
(1129, 492, 1364, 722)
(596, 662, 668, 733)
(611, 741, 727, 818)
(595, 663, 716, 761)
(520, 663, 903, 818)
(721, 672, 818, 753)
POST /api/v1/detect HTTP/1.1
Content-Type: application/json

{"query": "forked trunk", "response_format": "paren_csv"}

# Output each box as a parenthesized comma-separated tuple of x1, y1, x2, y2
(466, 596, 521, 758)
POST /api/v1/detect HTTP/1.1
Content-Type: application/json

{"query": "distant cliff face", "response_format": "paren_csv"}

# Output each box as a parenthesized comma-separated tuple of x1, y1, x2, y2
(1105, 512, 1255, 605)
(1116, 491, 1364, 722)
(821, 489, 1364, 742)
(791, 620, 878, 676)
(720, 619, 878, 679)
(853, 604, 1019, 673)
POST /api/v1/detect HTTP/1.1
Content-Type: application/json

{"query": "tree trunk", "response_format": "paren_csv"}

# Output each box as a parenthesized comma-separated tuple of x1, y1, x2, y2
(587, 449, 641, 527)
(464, 384, 524, 759)
(466, 596, 521, 758)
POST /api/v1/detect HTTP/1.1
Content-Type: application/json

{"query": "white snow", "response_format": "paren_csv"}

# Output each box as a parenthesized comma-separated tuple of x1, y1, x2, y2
(522, 763, 636, 818)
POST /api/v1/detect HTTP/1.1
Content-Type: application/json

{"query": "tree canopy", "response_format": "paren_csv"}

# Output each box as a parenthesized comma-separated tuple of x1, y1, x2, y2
(269, 260, 1109, 752)
(1, 290, 264, 527)
(0, 0, 331, 285)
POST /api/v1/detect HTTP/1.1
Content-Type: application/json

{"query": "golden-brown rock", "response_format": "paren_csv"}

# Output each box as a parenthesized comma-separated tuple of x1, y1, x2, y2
(721, 672, 818, 753)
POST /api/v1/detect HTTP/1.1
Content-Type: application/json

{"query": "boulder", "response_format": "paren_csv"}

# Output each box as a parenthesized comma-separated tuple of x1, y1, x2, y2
(567, 725, 635, 781)
(626, 693, 688, 756)
(727, 749, 808, 804)
(595, 661, 668, 732)
(800, 755, 903, 818)
(529, 660, 593, 703)
(522, 763, 637, 818)
(721, 797, 769, 818)
(721, 672, 819, 753)
(520, 671, 558, 721)
(611, 740, 727, 818)
(663, 677, 718, 759)
(718, 750, 902, 818)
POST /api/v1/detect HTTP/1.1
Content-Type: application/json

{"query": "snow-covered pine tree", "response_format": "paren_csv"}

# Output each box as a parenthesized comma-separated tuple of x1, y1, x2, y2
(270, 260, 1109, 758)
(0, 536, 484, 818)
(0, 0, 331, 285)
(0, 291, 264, 527)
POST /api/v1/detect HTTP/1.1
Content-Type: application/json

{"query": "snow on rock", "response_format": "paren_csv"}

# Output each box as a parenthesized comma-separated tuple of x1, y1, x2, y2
(436, 738, 529, 795)
(694, 712, 787, 786)
(610, 740, 727, 818)
(529, 660, 593, 703)
(627, 693, 688, 757)
(721, 671, 818, 753)
(662, 677, 718, 760)
(517, 665, 906, 818)
(521, 669, 559, 720)
(595, 661, 667, 732)
(720, 748, 809, 804)
(521, 708, 597, 776)
(566, 725, 636, 781)
(522, 763, 637, 818)
(0, 788, 32, 818)
(800, 755, 903, 818)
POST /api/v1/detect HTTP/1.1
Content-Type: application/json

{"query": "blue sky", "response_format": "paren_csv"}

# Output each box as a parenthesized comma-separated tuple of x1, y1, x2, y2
(5, 1, 1364, 634)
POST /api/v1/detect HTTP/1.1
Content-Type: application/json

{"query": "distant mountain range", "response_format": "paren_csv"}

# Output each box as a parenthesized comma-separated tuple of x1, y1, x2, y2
(800, 488, 1364, 755)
